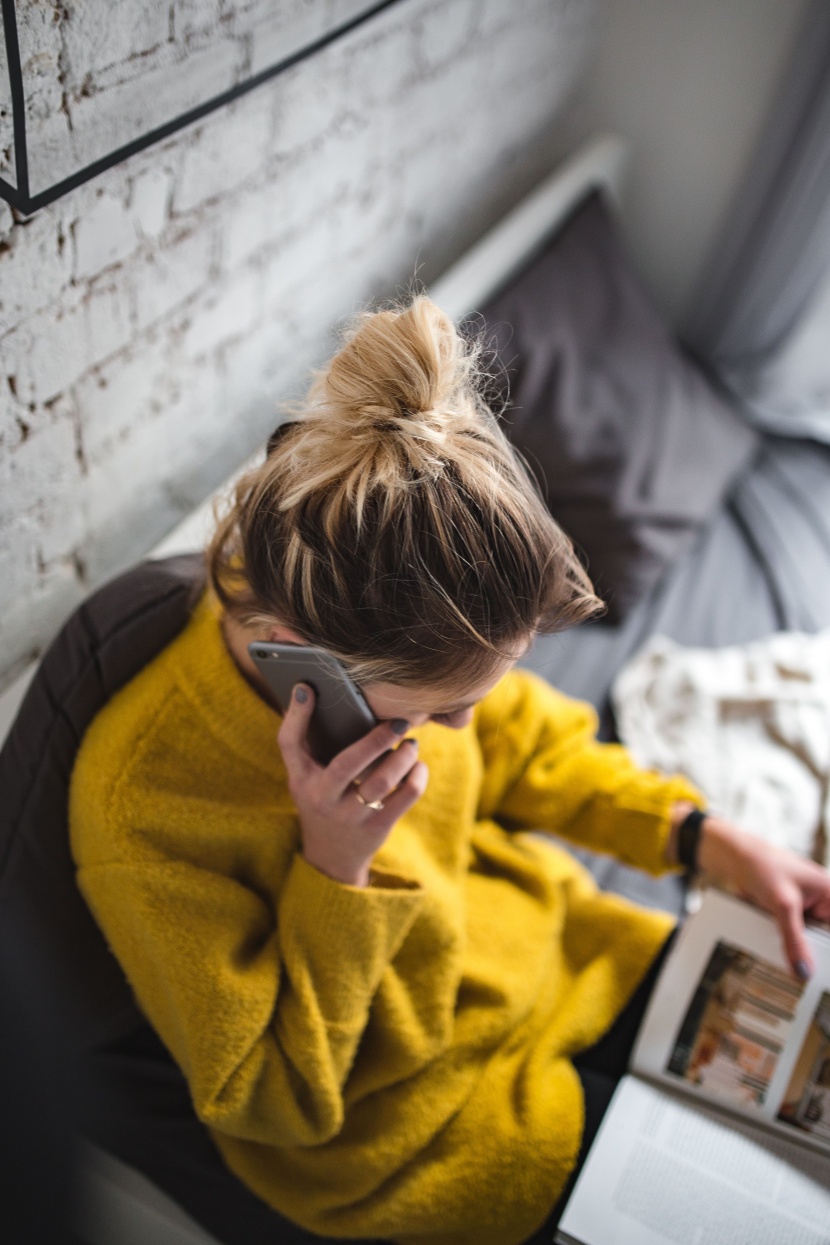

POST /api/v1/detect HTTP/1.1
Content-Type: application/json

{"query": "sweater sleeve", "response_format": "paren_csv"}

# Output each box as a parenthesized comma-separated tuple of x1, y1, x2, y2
(75, 847, 423, 1147)
(474, 669, 704, 877)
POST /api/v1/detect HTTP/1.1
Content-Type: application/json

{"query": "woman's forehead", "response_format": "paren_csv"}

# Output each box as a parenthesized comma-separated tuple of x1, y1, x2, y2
(364, 655, 517, 715)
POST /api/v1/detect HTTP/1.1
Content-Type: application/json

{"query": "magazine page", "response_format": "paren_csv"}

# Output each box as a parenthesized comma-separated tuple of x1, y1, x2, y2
(631, 889, 830, 1153)
(555, 1076, 830, 1245)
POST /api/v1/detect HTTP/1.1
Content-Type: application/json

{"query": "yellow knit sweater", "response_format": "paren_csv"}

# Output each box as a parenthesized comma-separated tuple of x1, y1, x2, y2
(69, 592, 701, 1244)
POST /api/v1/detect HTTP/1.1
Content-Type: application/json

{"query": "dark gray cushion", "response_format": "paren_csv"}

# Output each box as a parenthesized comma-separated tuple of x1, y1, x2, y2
(478, 192, 760, 620)
(0, 553, 206, 1053)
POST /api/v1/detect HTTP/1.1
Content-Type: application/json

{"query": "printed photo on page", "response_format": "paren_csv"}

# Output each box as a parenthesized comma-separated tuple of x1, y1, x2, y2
(777, 991, 830, 1141)
(664, 940, 805, 1108)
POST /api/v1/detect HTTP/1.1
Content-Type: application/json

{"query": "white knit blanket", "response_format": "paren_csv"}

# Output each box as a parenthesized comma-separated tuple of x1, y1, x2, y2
(611, 630, 830, 865)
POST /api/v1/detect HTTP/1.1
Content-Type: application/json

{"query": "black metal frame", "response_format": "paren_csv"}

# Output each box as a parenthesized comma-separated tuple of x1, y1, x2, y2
(0, 0, 403, 215)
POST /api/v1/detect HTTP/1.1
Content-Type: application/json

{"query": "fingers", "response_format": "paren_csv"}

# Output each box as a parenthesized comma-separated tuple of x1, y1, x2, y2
(276, 683, 317, 777)
(802, 861, 830, 924)
(354, 738, 420, 806)
(370, 757, 429, 822)
(327, 716, 411, 792)
(278, 687, 424, 816)
(774, 885, 813, 981)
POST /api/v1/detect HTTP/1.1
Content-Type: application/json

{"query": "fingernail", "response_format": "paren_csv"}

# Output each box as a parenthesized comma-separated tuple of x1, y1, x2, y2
(402, 737, 418, 748)
(390, 718, 409, 735)
(294, 686, 308, 704)
(795, 959, 812, 982)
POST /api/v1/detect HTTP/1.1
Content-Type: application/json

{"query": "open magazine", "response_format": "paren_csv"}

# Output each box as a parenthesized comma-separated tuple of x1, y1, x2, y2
(556, 889, 830, 1245)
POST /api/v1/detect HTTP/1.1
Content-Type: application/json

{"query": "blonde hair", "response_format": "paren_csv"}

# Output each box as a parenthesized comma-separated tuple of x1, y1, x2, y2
(208, 295, 602, 692)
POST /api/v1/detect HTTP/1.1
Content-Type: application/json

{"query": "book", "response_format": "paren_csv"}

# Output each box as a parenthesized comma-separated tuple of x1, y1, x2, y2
(555, 889, 830, 1245)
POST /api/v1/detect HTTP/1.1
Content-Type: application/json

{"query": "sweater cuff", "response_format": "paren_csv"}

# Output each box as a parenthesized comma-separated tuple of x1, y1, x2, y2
(277, 853, 424, 1027)
(603, 775, 706, 877)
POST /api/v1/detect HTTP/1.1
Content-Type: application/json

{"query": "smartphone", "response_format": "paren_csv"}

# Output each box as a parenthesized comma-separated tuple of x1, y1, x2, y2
(248, 641, 377, 764)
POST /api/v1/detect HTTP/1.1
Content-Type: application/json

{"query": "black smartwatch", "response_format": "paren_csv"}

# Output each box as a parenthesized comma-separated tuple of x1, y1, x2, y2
(677, 808, 708, 873)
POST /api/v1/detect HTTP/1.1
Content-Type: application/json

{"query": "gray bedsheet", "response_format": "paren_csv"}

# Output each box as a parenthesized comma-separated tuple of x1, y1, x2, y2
(520, 434, 830, 917)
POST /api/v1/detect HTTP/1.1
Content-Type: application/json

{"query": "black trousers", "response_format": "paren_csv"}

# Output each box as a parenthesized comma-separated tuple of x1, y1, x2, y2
(522, 928, 676, 1244)
(82, 932, 675, 1245)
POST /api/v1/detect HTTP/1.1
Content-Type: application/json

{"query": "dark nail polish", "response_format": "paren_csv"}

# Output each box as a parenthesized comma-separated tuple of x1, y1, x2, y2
(403, 737, 418, 748)
(795, 959, 812, 982)
(294, 686, 308, 704)
(390, 718, 409, 735)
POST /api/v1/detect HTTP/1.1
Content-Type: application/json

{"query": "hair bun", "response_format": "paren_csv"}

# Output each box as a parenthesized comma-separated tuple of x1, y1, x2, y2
(318, 295, 479, 439)
(271, 294, 496, 509)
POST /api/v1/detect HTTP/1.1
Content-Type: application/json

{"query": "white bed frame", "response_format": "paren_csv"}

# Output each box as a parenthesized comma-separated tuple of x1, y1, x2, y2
(0, 133, 626, 747)
(2, 133, 628, 1243)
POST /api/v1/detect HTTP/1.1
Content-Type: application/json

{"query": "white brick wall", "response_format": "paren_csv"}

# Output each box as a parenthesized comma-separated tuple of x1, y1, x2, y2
(0, 0, 600, 690)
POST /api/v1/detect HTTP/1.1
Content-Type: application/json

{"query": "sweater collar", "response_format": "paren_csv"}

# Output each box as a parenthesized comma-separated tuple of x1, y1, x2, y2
(174, 590, 283, 777)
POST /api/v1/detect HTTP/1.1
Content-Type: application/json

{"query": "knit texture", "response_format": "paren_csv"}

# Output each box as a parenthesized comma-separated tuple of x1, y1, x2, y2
(69, 592, 701, 1244)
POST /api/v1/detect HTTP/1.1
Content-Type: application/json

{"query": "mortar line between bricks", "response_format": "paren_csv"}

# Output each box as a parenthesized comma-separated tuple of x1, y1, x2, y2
(8, 0, 406, 216)
(0, 0, 29, 203)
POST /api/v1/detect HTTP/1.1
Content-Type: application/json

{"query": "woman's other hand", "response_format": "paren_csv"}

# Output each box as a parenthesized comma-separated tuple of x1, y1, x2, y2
(672, 805, 830, 981)
(277, 684, 429, 887)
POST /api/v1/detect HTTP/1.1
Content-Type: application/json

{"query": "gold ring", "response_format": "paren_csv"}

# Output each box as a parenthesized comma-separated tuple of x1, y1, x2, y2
(353, 784, 384, 811)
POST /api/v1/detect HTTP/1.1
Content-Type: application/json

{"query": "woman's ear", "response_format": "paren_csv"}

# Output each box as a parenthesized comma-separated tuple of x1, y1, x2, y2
(266, 623, 308, 645)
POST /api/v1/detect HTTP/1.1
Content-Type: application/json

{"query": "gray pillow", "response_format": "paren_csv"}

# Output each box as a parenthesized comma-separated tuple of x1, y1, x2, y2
(477, 192, 760, 621)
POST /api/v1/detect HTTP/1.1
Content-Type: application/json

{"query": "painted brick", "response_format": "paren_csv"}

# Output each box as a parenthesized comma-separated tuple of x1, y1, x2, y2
(174, 94, 272, 215)
(25, 412, 86, 565)
(181, 265, 262, 361)
(130, 166, 174, 239)
(0, 413, 83, 569)
(338, 9, 416, 112)
(3, 280, 133, 405)
(415, 0, 479, 73)
(256, 212, 341, 318)
(16, 2, 76, 193)
(81, 363, 221, 581)
(17, 2, 65, 122)
(74, 340, 169, 464)
(61, 1, 171, 88)
(73, 188, 140, 279)
(171, 0, 226, 46)
(0, 386, 43, 465)
(218, 312, 306, 432)
(130, 226, 215, 333)
(3, 304, 85, 406)
(248, 3, 329, 77)
(26, 109, 76, 200)
(82, 282, 135, 370)
(331, 181, 404, 271)
(68, 37, 244, 177)
(0, 209, 75, 333)
(262, 143, 353, 233)
(222, 182, 291, 270)
(270, 56, 343, 157)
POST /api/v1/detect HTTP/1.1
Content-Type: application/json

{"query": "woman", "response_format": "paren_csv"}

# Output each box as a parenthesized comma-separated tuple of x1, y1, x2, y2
(69, 296, 830, 1245)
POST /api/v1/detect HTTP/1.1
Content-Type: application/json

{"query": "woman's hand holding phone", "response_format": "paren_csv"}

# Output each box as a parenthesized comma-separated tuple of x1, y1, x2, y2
(277, 684, 428, 887)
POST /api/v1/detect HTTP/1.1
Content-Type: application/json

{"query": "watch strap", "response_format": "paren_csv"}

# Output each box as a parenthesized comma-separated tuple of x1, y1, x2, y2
(677, 808, 707, 873)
